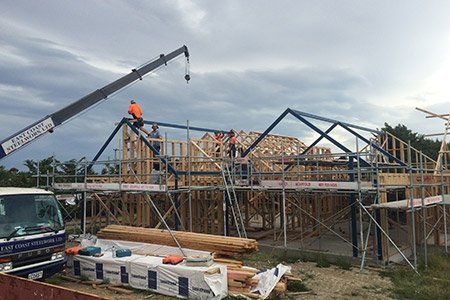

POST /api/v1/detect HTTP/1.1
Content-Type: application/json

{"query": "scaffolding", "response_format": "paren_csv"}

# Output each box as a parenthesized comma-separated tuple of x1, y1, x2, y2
(35, 108, 450, 271)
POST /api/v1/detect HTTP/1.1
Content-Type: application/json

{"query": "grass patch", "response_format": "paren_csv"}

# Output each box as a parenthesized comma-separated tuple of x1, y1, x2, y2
(275, 252, 304, 264)
(287, 280, 310, 292)
(244, 250, 345, 269)
(243, 251, 306, 267)
(380, 253, 450, 299)
(80, 275, 91, 281)
(315, 254, 331, 268)
(335, 256, 352, 270)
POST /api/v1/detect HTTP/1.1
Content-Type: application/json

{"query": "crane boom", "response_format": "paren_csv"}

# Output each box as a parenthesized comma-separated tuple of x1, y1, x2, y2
(0, 45, 189, 160)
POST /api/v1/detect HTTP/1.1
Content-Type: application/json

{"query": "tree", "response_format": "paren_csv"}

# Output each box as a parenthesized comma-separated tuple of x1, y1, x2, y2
(24, 156, 59, 176)
(383, 123, 443, 160)
(101, 162, 119, 176)
(0, 165, 33, 187)
(0, 156, 101, 187)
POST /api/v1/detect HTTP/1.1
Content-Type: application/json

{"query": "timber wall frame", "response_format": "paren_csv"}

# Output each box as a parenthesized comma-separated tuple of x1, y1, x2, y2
(38, 108, 449, 269)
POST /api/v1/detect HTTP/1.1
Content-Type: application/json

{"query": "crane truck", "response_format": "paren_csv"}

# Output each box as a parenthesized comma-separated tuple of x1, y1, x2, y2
(0, 46, 190, 280)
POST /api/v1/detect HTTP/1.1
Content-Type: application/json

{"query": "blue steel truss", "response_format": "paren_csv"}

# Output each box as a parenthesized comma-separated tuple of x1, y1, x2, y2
(89, 108, 405, 178)
(241, 108, 406, 168)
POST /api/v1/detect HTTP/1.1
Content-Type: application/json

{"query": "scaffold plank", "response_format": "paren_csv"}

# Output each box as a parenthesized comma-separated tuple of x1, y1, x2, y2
(371, 195, 446, 209)
(259, 180, 372, 190)
(53, 182, 166, 192)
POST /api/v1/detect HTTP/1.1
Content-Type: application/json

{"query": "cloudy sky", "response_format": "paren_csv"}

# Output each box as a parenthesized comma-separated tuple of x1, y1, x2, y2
(1, 1, 450, 168)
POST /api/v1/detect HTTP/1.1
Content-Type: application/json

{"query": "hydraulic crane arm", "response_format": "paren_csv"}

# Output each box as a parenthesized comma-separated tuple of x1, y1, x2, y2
(0, 45, 189, 160)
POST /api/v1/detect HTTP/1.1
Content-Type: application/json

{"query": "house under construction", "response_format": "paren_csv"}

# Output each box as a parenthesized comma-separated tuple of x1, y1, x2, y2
(39, 107, 450, 270)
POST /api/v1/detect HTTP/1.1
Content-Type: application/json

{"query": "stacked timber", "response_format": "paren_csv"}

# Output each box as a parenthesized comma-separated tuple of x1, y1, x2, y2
(225, 264, 296, 298)
(227, 266, 259, 297)
(97, 225, 258, 256)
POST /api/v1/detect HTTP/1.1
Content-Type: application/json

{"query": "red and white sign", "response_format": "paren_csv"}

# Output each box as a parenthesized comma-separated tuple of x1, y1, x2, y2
(53, 182, 166, 192)
(121, 183, 165, 192)
(260, 180, 371, 190)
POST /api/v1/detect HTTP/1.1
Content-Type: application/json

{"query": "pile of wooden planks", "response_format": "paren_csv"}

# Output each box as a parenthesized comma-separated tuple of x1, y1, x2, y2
(215, 257, 301, 299)
(227, 266, 259, 297)
(97, 225, 258, 256)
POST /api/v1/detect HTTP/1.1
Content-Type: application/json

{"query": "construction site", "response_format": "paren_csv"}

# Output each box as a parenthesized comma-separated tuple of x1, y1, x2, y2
(41, 105, 450, 265)
(1, 42, 450, 299)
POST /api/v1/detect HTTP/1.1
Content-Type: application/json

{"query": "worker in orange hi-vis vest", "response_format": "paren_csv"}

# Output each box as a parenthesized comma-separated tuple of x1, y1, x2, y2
(128, 100, 150, 136)
(228, 130, 237, 158)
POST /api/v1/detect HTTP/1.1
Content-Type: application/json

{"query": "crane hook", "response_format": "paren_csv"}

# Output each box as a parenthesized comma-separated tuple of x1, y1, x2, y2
(185, 57, 190, 83)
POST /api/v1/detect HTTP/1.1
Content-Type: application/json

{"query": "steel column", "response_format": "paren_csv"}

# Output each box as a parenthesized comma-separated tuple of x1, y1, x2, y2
(348, 156, 359, 257)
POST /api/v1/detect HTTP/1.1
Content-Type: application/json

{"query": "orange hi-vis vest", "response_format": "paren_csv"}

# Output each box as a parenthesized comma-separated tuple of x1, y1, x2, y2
(229, 136, 237, 144)
(128, 103, 143, 118)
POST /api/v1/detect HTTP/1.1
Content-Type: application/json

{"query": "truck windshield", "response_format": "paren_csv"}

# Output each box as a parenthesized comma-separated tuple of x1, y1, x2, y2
(0, 194, 64, 239)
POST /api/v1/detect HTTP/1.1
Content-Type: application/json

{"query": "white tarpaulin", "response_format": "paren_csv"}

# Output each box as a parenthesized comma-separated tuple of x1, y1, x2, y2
(67, 239, 227, 299)
(251, 263, 291, 299)
(95, 239, 211, 258)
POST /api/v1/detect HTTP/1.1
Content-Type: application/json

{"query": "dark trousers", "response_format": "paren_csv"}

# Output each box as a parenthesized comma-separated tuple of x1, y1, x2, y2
(154, 145, 161, 170)
(229, 144, 236, 158)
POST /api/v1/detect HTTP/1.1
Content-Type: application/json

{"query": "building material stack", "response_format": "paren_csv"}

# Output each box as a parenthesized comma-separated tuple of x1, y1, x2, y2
(227, 267, 259, 296)
(97, 225, 258, 256)
(96, 225, 297, 298)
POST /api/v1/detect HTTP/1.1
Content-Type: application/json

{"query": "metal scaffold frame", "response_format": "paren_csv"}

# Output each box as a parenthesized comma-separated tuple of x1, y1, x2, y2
(35, 108, 450, 272)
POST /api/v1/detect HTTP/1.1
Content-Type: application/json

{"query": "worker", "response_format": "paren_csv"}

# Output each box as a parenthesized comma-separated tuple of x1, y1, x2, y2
(228, 130, 237, 158)
(213, 131, 224, 157)
(149, 123, 162, 153)
(149, 123, 162, 171)
(128, 100, 150, 135)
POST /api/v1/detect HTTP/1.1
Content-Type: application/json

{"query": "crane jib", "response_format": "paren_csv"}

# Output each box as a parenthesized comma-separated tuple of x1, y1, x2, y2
(0, 45, 189, 160)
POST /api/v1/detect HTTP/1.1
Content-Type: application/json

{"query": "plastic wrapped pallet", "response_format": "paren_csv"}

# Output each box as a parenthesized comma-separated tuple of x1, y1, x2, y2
(130, 256, 227, 299)
(66, 238, 228, 299)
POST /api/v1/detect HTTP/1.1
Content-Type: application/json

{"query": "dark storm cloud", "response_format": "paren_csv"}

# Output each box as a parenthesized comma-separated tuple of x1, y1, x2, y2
(0, 1, 449, 168)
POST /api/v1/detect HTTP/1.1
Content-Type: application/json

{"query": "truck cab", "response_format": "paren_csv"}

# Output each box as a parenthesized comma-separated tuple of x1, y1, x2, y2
(0, 187, 66, 280)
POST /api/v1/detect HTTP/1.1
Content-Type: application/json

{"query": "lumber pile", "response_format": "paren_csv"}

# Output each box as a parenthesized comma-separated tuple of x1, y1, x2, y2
(97, 225, 258, 256)
(216, 258, 301, 299)
(225, 265, 298, 298)
(227, 266, 259, 297)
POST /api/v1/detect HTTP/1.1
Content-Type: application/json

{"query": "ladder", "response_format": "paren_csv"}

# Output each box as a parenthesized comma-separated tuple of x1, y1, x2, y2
(221, 163, 247, 238)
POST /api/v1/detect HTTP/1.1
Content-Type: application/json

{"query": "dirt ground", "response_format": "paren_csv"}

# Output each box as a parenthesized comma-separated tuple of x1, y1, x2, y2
(49, 260, 393, 300)
(288, 262, 393, 299)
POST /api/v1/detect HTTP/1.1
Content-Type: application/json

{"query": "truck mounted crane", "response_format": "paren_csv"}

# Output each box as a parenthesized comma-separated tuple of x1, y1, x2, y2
(0, 45, 190, 160)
